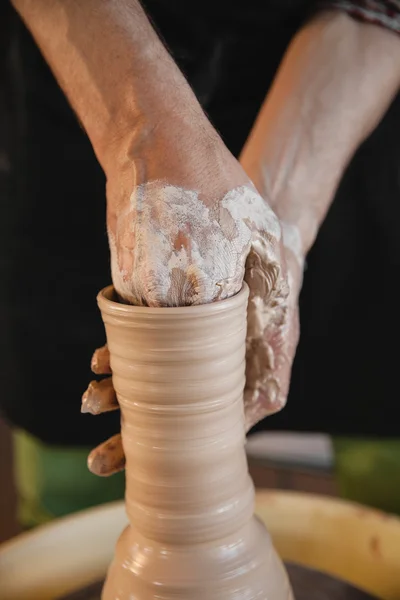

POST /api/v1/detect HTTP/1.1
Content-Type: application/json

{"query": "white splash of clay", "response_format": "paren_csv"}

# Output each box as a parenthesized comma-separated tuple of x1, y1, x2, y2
(109, 181, 282, 307)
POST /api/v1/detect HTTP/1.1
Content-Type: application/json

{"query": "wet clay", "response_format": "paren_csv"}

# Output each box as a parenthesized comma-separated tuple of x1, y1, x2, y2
(97, 284, 293, 600)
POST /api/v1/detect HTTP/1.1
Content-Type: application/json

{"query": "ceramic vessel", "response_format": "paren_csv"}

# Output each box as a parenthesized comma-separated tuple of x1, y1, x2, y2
(97, 284, 292, 600)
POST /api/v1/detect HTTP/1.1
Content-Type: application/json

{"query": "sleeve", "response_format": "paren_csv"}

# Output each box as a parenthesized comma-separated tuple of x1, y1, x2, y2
(322, 1, 400, 33)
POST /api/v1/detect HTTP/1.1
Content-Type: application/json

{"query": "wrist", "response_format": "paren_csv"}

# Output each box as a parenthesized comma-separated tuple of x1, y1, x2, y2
(243, 146, 346, 256)
(272, 158, 345, 256)
(101, 105, 220, 181)
(95, 70, 220, 177)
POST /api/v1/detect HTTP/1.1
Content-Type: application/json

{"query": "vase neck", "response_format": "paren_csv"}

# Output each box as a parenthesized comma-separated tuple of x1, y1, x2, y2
(121, 390, 254, 544)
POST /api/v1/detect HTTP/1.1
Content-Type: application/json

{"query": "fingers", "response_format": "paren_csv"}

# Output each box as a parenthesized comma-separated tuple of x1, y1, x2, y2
(244, 378, 281, 433)
(243, 229, 300, 432)
(81, 377, 119, 415)
(244, 299, 299, 432)
(87, 433, 125, 477)
(86, 346, 123, 477)
(91, 344, 111, 374)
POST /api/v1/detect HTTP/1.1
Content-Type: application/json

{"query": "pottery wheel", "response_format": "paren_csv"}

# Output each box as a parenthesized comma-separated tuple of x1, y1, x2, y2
(58, 563, 380, 600)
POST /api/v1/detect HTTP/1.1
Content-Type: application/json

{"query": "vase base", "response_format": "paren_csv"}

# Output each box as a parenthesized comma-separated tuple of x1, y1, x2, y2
(59, 563, 378, 600)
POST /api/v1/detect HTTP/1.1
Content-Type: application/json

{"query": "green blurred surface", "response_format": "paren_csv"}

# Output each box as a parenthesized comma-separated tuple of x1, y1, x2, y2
(13, 430, 125, 528)
(12, 430, 400, 528)
(333, 437, 400, 515)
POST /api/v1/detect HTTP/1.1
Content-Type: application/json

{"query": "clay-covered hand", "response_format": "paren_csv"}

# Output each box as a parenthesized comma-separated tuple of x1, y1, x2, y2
(85, 118, 299, 475)
(244, 231, 301, 432)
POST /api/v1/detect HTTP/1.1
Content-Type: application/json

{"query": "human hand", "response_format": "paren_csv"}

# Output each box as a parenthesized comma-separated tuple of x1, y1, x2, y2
(84, 115, 299, 475)
(244, 221, 302, 432)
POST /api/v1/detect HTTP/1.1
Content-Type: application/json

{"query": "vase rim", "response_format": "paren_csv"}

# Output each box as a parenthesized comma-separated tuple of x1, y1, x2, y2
(97, 283, 249, 318)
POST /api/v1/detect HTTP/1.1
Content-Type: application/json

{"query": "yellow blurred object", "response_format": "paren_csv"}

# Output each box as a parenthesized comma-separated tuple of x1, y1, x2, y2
(256, 491, 400, 600)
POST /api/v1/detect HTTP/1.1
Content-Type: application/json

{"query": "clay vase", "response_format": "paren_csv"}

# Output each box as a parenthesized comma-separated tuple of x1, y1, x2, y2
(97, 284, 293, 600)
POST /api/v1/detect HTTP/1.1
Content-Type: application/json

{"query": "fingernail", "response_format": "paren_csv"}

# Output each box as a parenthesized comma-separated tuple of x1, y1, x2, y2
(91, 345, 111, 374)
(87, 434, 125, 477)
(81, 378, 118, 415)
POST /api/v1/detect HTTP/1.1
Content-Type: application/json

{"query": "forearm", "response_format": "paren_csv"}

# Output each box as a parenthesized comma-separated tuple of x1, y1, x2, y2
(240, 10, 400, 255)
(11, 0, 210, 172)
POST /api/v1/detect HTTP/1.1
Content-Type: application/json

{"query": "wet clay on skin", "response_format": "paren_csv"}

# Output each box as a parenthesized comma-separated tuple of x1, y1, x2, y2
(97, 284, 293, 600)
